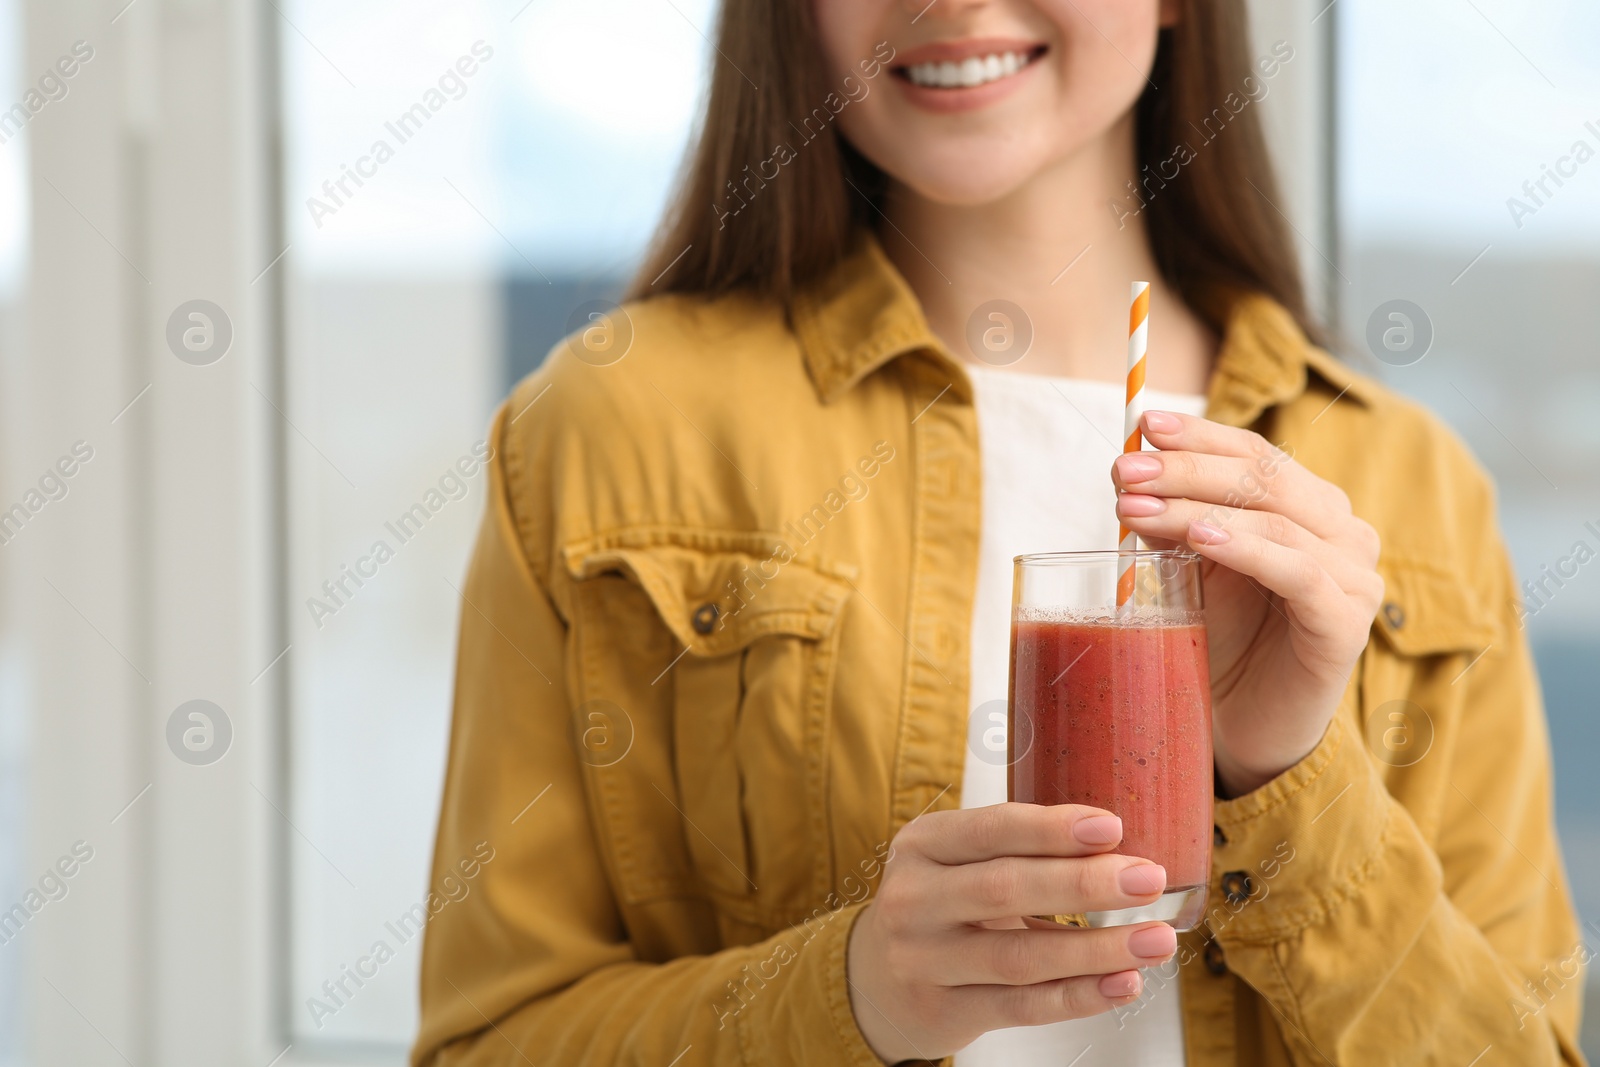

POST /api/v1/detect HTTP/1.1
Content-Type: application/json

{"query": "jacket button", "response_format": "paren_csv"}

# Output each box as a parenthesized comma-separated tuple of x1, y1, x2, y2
(1382, 601, 1405, 629)
(1204, 939, 1228, 976)
(691, 602, 720, 635)
(1221, 870, 1253, 904)
(1213, 825, 1227, 847)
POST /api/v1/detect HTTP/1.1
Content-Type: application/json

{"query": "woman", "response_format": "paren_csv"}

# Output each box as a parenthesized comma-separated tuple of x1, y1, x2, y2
(411, 0, 1584, 1064)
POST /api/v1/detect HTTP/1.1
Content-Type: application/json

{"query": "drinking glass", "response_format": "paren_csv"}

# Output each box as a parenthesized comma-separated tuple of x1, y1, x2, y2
(1008, 549, 1212, 931)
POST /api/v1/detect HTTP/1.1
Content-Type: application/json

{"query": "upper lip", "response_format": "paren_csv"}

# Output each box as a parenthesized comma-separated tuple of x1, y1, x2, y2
(891, 37, 1046, 69)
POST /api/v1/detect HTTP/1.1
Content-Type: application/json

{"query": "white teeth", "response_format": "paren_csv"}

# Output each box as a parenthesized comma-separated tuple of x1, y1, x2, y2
(904, 50, 1035, 89)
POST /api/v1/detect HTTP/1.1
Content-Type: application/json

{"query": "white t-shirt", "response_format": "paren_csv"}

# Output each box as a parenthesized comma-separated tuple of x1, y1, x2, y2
(957, 363, 1208, 1067)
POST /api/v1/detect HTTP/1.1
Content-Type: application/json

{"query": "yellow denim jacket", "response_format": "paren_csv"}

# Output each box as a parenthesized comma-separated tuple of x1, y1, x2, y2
(411, 235, 1585, 1066)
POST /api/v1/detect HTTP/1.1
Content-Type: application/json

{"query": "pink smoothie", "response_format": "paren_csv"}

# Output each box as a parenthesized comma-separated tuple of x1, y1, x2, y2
(1008, 617, 1213, 891)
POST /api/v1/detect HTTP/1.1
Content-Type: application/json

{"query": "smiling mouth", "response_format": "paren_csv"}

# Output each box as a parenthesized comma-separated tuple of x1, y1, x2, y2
(894, 45, 1048, 90)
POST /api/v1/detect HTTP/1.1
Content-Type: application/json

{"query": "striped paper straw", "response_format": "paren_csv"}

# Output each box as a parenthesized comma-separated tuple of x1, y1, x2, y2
(1116, 281, 1150, 608)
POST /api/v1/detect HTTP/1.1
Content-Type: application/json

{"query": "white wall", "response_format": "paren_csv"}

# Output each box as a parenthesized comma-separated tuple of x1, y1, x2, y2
(16, 0, 281, 1063)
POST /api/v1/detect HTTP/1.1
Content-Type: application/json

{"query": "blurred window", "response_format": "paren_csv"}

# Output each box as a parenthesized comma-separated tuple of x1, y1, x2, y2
(1336, 2, 1600, 1052)
(278, 0, 712, 1053)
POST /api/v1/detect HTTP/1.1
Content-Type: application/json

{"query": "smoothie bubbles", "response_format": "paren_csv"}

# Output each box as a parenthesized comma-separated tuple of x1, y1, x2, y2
(1005, 284, 1213, 932)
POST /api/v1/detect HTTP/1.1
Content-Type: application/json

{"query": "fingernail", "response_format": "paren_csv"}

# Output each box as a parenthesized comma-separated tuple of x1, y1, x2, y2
(1189, 520, 1230, 546)
(1128, 924, 1177, 959)
(1118, 863, 1167, 897)
(1074, 814, 1123, 846)
(1115, 453, 1162, 482)
(1099, 971, 1142, 999)
(1117, 493, 1165, 517)
(1143, 410, 1182, 434)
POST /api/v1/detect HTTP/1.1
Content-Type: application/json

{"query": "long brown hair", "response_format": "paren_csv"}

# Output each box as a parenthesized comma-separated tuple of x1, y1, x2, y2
(631, 0, 1319, 344)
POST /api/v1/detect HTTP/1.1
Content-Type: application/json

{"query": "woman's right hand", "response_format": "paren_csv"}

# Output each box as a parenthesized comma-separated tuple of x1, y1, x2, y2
(845, 803, 1178, 1064)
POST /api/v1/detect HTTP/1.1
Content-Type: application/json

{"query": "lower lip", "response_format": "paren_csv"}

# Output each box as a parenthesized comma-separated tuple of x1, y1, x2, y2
(892, 53, 1045, 115)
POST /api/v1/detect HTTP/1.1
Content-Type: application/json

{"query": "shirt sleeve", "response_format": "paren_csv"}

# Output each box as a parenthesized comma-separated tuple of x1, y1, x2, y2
(410, 404, 886, 1067)
(1206, 532, 1585, 1065)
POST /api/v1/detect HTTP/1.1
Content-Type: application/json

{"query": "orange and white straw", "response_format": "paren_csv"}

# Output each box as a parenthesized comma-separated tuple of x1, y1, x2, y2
(1116, 281, 1150, 608)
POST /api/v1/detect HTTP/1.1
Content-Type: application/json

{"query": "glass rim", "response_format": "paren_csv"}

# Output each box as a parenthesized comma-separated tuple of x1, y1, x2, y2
(1013, 548, 1198, 566)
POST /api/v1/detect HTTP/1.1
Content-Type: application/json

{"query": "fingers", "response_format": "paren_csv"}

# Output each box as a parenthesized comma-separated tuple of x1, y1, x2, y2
(854, 808, 1179, 1060)
(1116, 493, 1378, 597)
(1118, 411, 1365, 551)
(904, 803, 1124, 866)
(956, 970, 1147, 1030)
(919, 854, 1167, 924)
(938, 922, 1177, 985)
(1181, 517, 1377, 655)
(1140, 408, 1276, 460)
(1112, 446, 1345, 545)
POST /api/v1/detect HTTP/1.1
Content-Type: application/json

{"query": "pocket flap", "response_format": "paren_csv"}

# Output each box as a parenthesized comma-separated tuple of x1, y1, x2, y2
(562, 528, 856, 656)
(1373, 553, 1497, 657)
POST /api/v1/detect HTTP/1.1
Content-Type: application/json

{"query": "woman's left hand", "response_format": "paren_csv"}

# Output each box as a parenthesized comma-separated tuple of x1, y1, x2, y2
(1111, 409, 1385, 798)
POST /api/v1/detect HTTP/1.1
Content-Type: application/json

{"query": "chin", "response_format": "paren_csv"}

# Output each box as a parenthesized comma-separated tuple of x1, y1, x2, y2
(895, 166, 1037, 207)
(857, 133, 1048, 207)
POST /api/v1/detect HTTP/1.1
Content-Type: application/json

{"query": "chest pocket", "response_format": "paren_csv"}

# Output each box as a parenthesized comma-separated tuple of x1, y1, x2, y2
(1370, 554, 1498, 661)
(1357, 553, 1500, 824)
(564, 533, 855, 933)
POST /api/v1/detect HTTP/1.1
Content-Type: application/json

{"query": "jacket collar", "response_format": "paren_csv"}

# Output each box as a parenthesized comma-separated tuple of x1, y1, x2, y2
(790, 232, 957, 404)
(790, 231, 1370, 428)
